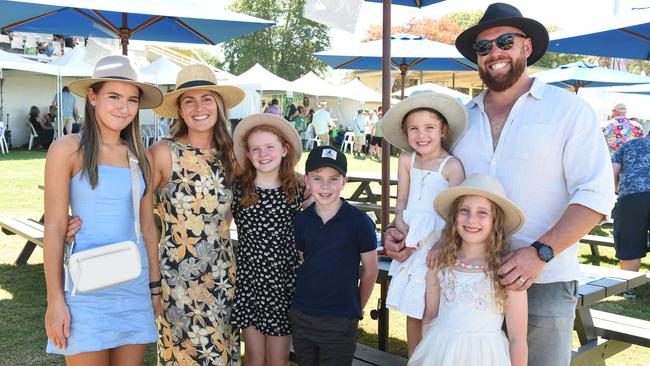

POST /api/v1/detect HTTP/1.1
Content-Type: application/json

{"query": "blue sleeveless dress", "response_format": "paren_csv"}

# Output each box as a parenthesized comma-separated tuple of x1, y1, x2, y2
(46, 165, 158, 355)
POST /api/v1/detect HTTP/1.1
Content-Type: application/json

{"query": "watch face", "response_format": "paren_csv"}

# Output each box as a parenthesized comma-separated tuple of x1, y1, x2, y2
(539, 245, 553, 261)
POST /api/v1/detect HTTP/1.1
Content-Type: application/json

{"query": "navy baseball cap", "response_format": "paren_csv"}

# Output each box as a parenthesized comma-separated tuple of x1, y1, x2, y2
(305, 146, 347, 176)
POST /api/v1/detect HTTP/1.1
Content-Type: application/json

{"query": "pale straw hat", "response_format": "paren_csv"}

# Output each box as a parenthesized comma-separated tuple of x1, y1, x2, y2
(68, 55, 163, 109)
(381, 92, 468, 152)
(154, 64, 245, 119)
(434, 174, 525, 234)
(232, 114, 302, 169)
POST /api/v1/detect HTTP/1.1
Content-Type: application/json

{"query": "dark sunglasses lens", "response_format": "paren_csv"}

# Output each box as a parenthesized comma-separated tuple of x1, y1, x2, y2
(496, 34, 515, 50)
(472, 40, 492, 56)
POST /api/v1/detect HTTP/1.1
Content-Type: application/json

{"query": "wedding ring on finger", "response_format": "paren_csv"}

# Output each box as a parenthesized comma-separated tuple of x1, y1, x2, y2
(517, 276, 526, 285)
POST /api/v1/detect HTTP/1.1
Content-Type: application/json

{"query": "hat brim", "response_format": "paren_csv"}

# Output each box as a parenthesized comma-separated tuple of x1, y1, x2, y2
(455, 17, 549, 66)
(381, 92, 468, 153)
(68, 78, 163, 109)
(433, 186, 525, 235)
(153, 85, 245, 119)
(232, 114, 302, 170)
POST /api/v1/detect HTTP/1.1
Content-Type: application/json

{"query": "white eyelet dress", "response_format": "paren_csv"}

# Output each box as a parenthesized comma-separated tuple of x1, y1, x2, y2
(385, 153, 452, 319)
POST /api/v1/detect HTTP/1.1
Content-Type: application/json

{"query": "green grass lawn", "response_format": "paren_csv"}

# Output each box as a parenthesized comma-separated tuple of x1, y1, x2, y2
(1, 149, 648, 366)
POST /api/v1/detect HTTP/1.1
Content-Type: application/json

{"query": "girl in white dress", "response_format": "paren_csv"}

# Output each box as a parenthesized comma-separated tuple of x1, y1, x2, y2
(409, 174, 528, 366)
(382, 92, 467, 355)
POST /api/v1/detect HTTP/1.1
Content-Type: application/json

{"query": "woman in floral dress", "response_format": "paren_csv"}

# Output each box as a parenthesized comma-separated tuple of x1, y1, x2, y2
(150, 64, 245, 365)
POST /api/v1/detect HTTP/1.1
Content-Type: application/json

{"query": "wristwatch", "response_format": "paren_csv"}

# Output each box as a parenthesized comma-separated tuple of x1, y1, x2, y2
(531, 241, 554, 263)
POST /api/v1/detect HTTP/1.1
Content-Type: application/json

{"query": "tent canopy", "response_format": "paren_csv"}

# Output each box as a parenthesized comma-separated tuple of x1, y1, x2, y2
(290, 71, 340, 97)
(228, 63, 292, 92)
(531, 61, 650, 90)
(548, 9, 650, 60)
(139, 55, 182, 85)
(49, 46, 94, 77)
(0, 49, 58, 75)
(343, 78, 399, 104)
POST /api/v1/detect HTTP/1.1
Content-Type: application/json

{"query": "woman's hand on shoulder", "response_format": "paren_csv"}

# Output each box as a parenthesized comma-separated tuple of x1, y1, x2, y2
(45, 298, 70, 350)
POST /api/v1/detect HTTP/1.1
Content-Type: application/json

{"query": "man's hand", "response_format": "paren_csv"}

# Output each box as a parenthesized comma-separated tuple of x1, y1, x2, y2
(384, 227, 414, 262)
(498, 246, 546, 291)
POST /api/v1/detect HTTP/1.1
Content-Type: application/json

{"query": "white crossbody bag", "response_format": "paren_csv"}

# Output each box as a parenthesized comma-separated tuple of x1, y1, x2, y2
(64, 150, 142, 296)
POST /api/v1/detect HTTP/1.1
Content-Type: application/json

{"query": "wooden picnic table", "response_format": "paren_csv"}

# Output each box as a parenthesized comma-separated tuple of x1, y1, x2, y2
(372, 257, 648, 363)
(346, 172, 398, 204)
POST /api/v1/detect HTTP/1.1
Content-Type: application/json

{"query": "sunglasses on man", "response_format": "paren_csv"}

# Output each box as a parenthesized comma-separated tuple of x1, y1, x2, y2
(472, 33, 528, 56)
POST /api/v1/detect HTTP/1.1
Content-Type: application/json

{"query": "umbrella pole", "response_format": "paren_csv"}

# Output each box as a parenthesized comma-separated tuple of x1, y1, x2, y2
(120, 14, 129, 55)
(400, 64, 407, 99)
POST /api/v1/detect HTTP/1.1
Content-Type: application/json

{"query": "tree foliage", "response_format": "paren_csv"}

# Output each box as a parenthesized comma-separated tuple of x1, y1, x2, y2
(222, 0, 330, 81)
(194, 48, 225, 70)
(363, 16, 463, 44)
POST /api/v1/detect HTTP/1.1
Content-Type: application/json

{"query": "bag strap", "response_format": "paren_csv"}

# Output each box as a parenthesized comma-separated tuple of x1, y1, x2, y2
(128, 149, 141, 245)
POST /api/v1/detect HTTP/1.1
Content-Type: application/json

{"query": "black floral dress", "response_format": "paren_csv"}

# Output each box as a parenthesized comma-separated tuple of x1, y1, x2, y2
(231, 183, 303, 336)
(155, 140, 239, 365)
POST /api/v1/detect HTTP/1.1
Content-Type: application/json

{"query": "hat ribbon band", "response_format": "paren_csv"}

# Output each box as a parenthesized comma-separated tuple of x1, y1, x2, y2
(101, 76, 137, 82)
(177, 80, 217, 89)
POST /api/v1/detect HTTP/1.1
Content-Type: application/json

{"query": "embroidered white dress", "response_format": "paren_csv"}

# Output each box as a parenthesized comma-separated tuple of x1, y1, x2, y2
(408, 269, 511, 366)
(385, 154, 451, 318)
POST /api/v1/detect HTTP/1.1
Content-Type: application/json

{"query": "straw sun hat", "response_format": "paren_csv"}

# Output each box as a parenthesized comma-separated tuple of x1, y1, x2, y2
(381, 92, 468, 152)
(154, 64, 245, 119)
(68, 55, 163, 109)
(232, 113, 302, 169)
(434, 174, 525, 235)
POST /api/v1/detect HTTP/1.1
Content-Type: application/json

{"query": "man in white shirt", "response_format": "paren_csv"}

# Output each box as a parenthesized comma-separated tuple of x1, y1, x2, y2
(312, 101, 333, 145)
(385, 3, 615, 365)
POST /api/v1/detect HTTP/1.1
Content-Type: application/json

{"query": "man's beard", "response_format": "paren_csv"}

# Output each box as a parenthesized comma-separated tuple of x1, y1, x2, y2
(478, 52, 527, 92)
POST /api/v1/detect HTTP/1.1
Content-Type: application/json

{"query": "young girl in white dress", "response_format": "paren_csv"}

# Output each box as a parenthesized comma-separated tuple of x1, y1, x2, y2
(381, 92, 467, 355)
(409, 174, 528, 366)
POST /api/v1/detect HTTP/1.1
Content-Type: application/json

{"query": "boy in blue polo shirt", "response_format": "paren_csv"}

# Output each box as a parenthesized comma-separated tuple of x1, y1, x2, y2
(290, 146, 379, 366)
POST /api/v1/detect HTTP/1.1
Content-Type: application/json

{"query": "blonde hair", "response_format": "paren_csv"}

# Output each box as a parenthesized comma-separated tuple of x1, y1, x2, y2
(79, 82, 151, 190)
(429, 195, 509, 312)
(171, 90, 236, 185)
(238, 124, 301, 207)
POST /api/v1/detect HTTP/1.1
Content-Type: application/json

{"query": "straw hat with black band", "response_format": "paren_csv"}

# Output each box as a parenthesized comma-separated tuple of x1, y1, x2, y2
(455, 2, 549, 66)
(381, 92, 468, 153)
(154, 64, 245, 119)
(434, 174, 525, 235)
(68, 55, 163, 109)
(232, 114, 302, 169)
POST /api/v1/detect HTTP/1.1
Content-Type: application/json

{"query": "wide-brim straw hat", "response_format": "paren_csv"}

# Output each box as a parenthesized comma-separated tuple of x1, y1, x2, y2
(154, 64, 245, 119)
(382, 92, 468, 152)
(455, 2, 549, 66)
(434, 174, 525, 235)
(232, 113, 302, 169)
(68, 55, 163, 109)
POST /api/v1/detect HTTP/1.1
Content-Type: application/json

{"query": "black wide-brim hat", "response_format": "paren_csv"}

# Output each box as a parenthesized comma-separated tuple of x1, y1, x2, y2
(455, 2, 549, 66)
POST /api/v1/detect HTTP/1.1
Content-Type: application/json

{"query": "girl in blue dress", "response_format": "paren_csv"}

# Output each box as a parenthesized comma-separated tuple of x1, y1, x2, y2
(43, 55, 163, 365)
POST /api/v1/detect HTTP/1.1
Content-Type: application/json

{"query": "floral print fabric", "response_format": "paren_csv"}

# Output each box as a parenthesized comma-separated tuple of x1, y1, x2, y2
(231, 183, 303, 336)
(603, 116, 644, 155)
(155, 139, 238, 366)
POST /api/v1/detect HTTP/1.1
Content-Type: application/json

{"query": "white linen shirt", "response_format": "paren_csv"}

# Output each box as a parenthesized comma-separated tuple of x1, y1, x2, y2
(312, 108, 332, 135)
(452, 78, 616, 283)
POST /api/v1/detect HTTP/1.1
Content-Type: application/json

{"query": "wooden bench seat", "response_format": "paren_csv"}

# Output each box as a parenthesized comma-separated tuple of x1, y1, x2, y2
(0, 217, 44, 264)
(353, 343, 407, 365)
(591, 309, 650, 348)
(571, 337, 630, 366)
(580, 235, 614, 257)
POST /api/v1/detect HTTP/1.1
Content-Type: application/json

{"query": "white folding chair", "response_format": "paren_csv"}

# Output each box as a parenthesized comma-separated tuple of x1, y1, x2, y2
(0, 121, 9, 154)
(305, 135, 321, 151)
(141, 125, 155, 147)
(27, 123, 38, 151)
(340, 131, 355, 153)
(0, 34, 10, 45)
(10, 36, 24, 50)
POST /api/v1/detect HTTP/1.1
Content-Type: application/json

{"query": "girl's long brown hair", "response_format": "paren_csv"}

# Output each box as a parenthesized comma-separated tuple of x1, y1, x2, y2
(171, 91, 236, 185)
(239, 124, 301, 207)
(79, 82, 151, 191)
(429, 195, 509, 311)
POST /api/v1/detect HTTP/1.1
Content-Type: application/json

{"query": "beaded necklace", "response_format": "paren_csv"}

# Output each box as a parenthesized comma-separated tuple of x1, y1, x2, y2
(454, 258, 486, 271)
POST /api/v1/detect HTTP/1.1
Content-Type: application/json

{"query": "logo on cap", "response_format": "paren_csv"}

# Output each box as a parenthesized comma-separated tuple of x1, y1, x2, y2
(321, 149, 338, 160)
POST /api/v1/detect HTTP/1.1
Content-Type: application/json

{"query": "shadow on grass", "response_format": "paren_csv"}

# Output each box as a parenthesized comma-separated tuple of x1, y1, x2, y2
(580, 253, 650, 271)
(0, 264, 158, 365)
(590, 282, 650, 321)
(0, 150, 48, 161)
(0, 263, 63, 365)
